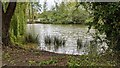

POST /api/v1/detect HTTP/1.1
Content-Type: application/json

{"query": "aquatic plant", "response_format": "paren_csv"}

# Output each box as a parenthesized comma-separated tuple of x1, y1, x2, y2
(54, 36, 61, 46)
(44, 35, 66, 51)
(44, 35, 51, 46)
(53, 36, 66, 51)
(77, 38, 82, 49)
(24, 33, 39, 44)
(62, 39, 66, 47)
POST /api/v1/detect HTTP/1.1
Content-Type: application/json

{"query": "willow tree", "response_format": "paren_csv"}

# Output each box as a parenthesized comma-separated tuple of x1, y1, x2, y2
(2, 1, 16, 46)
(10, 2, 28, 45)
(2, 1, 28, 46)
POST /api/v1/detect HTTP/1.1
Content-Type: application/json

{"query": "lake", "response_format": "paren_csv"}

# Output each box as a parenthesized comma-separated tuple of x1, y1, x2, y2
(27, 24, 107, 55)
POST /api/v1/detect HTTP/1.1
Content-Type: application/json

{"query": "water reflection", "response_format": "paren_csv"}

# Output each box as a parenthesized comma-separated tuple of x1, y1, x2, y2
(27, 24, 107, 55)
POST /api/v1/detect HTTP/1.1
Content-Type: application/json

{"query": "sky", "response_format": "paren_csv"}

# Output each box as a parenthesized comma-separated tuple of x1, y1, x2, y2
(39, 0, 62, 10)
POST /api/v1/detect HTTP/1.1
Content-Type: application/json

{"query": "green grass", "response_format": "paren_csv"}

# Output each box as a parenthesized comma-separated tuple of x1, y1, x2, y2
(28, 59, 57, 66)
(38, 59, 57, 66)
(67, 54, 117, 67)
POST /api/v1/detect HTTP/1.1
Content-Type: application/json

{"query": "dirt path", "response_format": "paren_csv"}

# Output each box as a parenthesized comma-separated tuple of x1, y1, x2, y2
(2, 45, 73, 66)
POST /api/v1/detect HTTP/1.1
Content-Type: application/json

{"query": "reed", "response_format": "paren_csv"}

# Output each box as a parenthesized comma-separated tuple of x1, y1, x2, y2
(44, 35, 66, 50)
(77, 38, 82, 49)
(24, 33, 39, 44)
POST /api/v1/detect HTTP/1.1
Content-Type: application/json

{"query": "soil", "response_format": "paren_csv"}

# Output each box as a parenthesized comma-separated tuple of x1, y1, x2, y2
(2, 44, 77, 67)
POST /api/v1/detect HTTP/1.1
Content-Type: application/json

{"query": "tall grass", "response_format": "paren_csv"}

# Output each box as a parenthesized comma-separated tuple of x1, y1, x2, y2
(44, 35, 66, 50)
(24, 33, 39, 44)
(44, 35, 51, 46)
(77, 38, 83, 49)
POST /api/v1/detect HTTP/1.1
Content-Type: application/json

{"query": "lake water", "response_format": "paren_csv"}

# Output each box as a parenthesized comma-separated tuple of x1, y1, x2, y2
(27, 24, 107, 55)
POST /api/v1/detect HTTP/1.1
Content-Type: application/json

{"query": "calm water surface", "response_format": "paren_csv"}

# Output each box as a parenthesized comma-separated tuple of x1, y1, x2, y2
(27, 24, 107, 55)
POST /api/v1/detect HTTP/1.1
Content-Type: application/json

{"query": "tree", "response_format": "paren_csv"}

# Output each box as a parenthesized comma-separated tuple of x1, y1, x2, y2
(10, 2, 28, 45)
(39, 1, 89, 24)
(81, 2, 120, 51)
(2, 1, 16, 46)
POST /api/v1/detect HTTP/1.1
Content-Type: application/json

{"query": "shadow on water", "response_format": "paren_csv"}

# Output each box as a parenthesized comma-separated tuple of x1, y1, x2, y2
(44, 35, 66, 51)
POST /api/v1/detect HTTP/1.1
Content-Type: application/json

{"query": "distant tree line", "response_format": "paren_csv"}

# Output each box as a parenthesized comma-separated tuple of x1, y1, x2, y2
(38, 1, 89, 24)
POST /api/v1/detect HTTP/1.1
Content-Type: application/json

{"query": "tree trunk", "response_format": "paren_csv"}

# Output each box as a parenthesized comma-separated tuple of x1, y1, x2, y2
(2, 2, 16, 46)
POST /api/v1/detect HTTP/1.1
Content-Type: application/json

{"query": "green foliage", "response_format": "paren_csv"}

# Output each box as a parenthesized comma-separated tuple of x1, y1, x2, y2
(39, 1, 89, 24)
(81, 2, 120, 51)
(67, 55, 116, 67)
(28, 59, 57, 66)
(38, 59, 57, 66)
(2, 2, 40, 45)
(27, 2, 42, 23)
(10, 3, 28, 45)
(28, 60, 36, 65)
(2, 2, 9, 13)
(3, 52, 10, 59)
